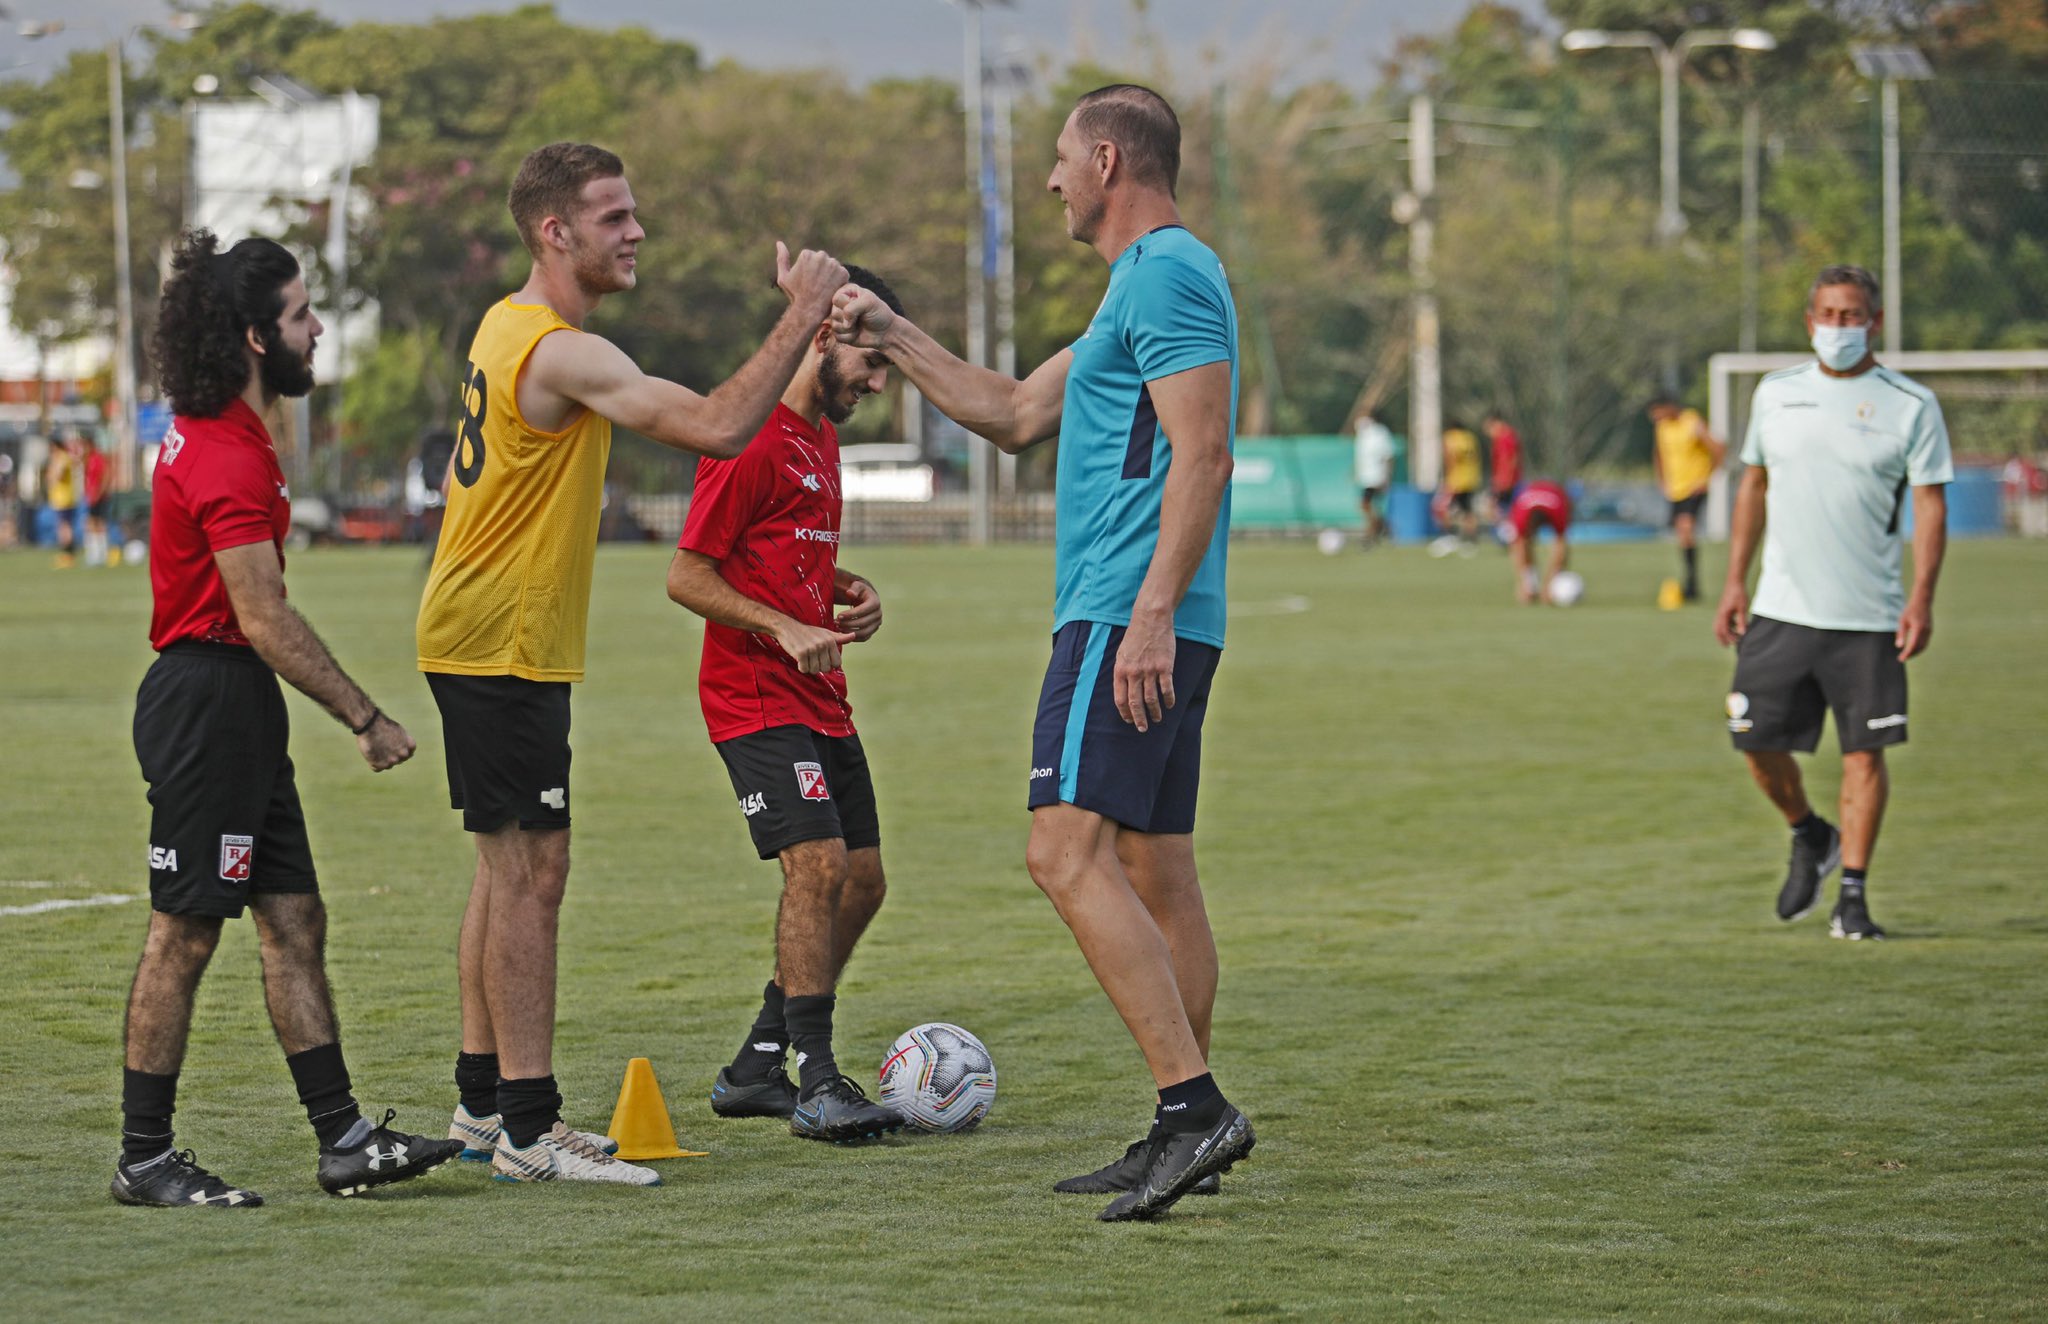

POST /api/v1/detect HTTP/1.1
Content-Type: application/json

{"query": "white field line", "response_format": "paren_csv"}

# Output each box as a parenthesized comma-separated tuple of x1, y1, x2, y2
(1229, 595, 1313, 618)
(0, 880, 66, 889)
(0, 893, 137, 918)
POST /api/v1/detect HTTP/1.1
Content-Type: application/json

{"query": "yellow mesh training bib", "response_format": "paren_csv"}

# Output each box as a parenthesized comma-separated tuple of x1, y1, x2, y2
(417, 298, 612, 682)
(1656, 409, 1715, 500)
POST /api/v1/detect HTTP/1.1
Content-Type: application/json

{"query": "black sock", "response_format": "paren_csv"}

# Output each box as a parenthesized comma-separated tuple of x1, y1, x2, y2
(1155, 1072, 1228, 1135)
(455, 1051, 499, 1118)
(497, 1075, 562, 1149)
(121, 1067, 178, 1166)
(729, 980, 788, 1084)
(1682, 546, 1698, 594)
(783, 993, 839, 1097)
(1790, 811, 1832, 845)
(285, 1042, 363, 1149)
(1842, 867, 1868, 895)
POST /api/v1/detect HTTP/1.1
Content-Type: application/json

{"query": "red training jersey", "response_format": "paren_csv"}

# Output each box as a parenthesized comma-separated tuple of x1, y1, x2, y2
(679, 403, 853, 742)
(1490, 423, 1523, 492)
(1506, 479, 1571, 540)
(83, 449, 110, 505)
(147, 398, 290, 650)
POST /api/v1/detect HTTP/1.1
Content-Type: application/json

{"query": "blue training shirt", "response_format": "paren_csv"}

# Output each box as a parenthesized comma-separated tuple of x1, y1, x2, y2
(1053, 225, 1240, 648)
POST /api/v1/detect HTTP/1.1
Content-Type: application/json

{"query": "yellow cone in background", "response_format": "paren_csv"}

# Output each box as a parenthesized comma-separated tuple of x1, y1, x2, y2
(1657, 578, 1685, 612)
(607, 1057, 709, 1160)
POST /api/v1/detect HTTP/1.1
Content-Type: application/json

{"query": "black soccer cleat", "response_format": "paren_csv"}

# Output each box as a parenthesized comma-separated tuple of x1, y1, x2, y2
(1053, 1137, 1220, 1196)
(1777, 820, 1841, 921)
(1097, 1106, 1254, 1222)
(710, 1064, 800, 1119)
(110, 1149, 263, 1208)
(789, 1075, 904, 1144)
(317, 1110, 466, 1197)
(1829, 890, 1886, 941)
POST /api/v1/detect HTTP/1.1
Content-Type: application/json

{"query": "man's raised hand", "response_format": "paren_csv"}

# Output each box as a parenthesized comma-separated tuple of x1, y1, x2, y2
(832, 284, 894, 348)
(776, 241, 848, 319)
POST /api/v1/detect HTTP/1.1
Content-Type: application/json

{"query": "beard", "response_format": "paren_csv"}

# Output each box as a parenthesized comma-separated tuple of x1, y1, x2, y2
(817, 350, 862, 425)
(1064, 188, 1106, 243)
(258, 326, 316, 398)
(570, 230, 633, 296)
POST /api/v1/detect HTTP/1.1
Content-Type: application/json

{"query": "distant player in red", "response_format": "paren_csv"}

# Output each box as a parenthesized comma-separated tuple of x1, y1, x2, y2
(667, 266, 906, 1144)
(1504, 479, 1572, 604)
(115, 230, 460, 1210)
(1484, 410, 1522, 516)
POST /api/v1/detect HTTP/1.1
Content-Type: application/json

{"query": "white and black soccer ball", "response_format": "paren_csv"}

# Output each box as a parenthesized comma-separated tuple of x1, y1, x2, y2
(878, 1022, 996, 1133)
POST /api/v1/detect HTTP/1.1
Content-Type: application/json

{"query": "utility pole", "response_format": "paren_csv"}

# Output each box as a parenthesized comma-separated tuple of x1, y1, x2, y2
(107, 39, 140, 492)
(1407, 94, 1441, 491)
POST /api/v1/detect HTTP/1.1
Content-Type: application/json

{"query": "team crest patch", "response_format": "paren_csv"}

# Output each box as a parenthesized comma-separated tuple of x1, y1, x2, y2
(219, 834, 255, 882)
(793, 761, 830, 801)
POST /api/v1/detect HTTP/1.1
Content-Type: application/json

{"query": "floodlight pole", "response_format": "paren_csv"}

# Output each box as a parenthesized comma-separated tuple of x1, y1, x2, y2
(106, 36, 139, 492)
(1407, 93, 1441, 493)
(953, 0, 994, 544)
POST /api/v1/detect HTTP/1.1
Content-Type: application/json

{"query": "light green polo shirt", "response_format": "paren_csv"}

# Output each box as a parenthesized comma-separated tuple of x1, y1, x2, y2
(1740, 361, 1953, 632)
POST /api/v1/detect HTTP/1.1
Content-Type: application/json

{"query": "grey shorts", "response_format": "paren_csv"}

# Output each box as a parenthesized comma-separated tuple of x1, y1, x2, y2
(1727, 616, 1908, 754)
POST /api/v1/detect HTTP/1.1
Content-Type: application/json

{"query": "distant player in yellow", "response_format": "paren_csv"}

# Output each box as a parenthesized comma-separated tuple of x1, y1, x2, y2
(416, 141, 847, 1185)
(1649, 396, 1726, 602)
(1439, 421, 1483, 544)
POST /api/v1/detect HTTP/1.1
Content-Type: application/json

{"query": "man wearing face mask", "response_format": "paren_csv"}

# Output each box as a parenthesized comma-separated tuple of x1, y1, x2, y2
(1714, 264, 1952, 942)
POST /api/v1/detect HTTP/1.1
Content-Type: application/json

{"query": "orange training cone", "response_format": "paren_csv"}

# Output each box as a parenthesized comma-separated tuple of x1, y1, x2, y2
(607, 1057, 708, 1160)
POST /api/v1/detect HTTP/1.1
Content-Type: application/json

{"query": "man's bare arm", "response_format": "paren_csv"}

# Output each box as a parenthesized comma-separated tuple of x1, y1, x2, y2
(214, 542, 414, 771)
(1714, 465, 1768, 646)
(666, 549, 854, 675)
(528, 244, 846, 459)
(1897, 485, 1947, 660)
(1113, 359, 1234, 732)
(832, 285, 1065, 453)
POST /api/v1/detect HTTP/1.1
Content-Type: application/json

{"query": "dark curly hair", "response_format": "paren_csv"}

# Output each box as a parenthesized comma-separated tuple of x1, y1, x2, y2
(153, 230, 301, 418)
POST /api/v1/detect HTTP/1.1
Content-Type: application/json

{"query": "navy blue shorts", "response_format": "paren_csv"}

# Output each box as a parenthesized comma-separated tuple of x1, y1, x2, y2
(1028, 621, 1222, 834)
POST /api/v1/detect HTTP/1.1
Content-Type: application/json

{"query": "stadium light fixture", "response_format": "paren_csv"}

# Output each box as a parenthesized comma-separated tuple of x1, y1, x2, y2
(1732, 30, 1778, 53)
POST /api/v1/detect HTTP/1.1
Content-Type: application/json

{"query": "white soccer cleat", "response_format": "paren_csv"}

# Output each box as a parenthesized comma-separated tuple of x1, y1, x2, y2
(452, 1103, 616, 1161)
(491, 1121, 660, 1186)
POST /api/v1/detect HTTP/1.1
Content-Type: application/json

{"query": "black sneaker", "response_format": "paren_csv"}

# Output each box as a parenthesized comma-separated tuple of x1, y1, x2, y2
(711, 1064, 799, 1119)
(789, 1075, 904, 1144)
(1052, 1137, 1220, 1196)
(1097, 1106, 1254, 1222)
(1830, 890, 1886, 941)
(1777, 820, 1841, 921)
(317, 1110, 465, 1197)
(110, 1149, 263, 1208)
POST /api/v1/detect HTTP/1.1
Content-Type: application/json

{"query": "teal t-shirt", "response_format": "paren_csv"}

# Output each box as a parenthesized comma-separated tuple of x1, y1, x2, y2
(1053, 225, 1240, 647)
(1741, 361, 1954, 632)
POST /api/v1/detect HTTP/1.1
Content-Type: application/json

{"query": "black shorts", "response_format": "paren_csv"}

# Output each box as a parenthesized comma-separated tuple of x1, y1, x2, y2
(1727, 616, 1908, 754)
(1669, 493, 1707, 524)
(133, 644, 318, 917)
(715, 725, 880, 860)
(1448, 491, 1475, 515)
(426, 672, 572, 833)
(1028, 621, 1221, 834)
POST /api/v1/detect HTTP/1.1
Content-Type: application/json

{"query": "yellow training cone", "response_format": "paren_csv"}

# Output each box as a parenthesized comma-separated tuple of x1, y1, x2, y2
(607, 1057, 708, 1160)
(1657, 578, 1685, 612)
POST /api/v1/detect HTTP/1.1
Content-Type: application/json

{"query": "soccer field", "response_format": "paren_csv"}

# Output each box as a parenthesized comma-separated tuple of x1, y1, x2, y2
(2, 539, 2044, 1320)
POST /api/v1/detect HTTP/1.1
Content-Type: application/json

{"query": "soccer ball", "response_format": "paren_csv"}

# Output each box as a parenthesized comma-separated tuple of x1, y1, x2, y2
(1315, 527, 1346, 556)
(878, 1022, 996, 1133)
(1548, 571, 1585, 607)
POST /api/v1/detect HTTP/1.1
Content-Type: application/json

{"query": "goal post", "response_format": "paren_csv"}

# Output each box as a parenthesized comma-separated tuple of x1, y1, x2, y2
(1704, 349, 2048, 540)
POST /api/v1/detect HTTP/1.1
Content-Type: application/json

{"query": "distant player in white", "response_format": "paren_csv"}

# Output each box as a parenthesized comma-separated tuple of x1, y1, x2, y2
(1715, 264, 1952, 940)
(1353, 412, 1394, 545)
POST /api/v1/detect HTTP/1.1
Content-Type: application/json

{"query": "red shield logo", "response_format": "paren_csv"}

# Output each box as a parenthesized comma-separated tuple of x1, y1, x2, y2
(794, 761, 830, 801)
(219, 834, 254, 882)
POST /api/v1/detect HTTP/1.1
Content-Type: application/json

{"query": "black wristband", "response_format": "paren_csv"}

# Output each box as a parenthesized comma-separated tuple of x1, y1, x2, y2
(348, 708, 382, 736)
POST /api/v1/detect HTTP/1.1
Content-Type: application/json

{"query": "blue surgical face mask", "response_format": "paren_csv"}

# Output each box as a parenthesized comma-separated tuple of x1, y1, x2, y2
(1811, 323, 1869, 371)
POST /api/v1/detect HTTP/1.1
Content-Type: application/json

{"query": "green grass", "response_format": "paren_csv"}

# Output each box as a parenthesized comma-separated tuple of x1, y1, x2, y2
(2, 537, 2044, 1321)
